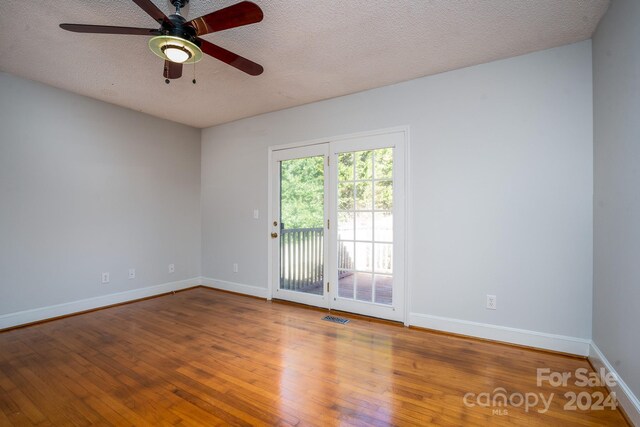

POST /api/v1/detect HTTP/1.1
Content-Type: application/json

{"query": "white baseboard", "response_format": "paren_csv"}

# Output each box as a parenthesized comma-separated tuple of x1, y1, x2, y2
(0, 278, 200, 330)
(200, 277, 269, 299)
(409, 312, 591, 356)
(590, 342, 640, 426)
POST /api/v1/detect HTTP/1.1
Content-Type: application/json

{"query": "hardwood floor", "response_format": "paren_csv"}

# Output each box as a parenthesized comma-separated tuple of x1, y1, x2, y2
(0, 288, 628, 426)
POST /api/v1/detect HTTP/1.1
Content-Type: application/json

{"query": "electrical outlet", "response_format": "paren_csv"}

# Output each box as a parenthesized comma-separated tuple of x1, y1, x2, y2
(101, 272, 110, 284)
(168, 264, 175, 273)
(233, 263, 238, 273)
(128, 268, 135, 279)
(253, 209, 259, 219)
(486, 294, 497, 310)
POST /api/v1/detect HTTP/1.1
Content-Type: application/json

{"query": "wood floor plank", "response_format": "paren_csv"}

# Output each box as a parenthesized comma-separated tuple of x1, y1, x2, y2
(0, 288, 629, 426)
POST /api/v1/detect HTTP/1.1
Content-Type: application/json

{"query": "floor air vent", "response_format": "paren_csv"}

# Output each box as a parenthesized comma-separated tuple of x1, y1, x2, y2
(323, 315, 349, 324)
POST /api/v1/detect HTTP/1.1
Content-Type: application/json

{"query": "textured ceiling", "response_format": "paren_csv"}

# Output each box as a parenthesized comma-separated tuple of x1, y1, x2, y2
(0, 0, 609, 128)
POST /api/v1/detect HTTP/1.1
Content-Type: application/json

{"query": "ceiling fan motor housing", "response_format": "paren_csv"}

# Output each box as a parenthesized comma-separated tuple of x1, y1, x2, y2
(164, 14, 199, 45)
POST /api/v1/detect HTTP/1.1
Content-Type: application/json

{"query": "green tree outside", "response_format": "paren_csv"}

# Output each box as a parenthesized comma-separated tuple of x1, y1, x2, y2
(280, 148, 393, 229)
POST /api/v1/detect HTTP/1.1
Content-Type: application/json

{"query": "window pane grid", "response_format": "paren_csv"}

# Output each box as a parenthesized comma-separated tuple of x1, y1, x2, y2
(337, 148, 394, 305)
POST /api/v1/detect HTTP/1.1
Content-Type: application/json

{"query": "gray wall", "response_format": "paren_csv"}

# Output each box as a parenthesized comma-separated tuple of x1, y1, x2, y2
(201, 41, 594, 340)
(593, 0, 640, 399)
(0, 72, 202, 315)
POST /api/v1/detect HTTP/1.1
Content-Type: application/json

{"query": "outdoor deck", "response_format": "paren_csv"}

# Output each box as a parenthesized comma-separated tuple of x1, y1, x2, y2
(280, 226, 393, 305)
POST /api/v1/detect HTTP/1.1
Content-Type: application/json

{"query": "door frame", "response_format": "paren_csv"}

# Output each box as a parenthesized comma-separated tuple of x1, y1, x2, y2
(267, 126, 411, 325)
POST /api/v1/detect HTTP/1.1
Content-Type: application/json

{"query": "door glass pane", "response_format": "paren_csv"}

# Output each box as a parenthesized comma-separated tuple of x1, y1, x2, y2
(279, 156, 324, 295)
(338, 147, 394, 305)
(374, 243, 393, 274)
(374, 180, 393, 210)
(338, 271, 354, 298)
(355, 242, 372, 271)
(355, 182, 373, 210)
(374, 274, 393, 304)
(337, 212, 354, 241)
(355, 272, 374, 302)
(355, 151, 373, 180)
(338, 152, 354, 181)
(355, 212, 372, 241)
(374, 148, 393, 179)
(374, 212, 393, 242)
(338, 183, 354, 210)
(338, 241, 354, 270)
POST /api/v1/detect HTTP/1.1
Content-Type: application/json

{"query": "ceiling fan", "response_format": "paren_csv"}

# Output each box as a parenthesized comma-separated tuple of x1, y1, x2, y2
(60, 0, 263, 83)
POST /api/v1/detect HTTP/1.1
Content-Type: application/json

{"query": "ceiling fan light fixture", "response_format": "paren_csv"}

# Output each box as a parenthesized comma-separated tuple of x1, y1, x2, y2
(149, 35, 203, 64)
(162, 45, 191, 63)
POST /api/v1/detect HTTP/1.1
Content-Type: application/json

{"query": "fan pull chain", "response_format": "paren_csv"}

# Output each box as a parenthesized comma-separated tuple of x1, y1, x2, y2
(192, 61, 197, 84)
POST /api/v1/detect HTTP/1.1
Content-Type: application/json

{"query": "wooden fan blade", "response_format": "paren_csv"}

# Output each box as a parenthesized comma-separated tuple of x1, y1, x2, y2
(131, 0, 172, 26)
(198, 38, 263, 76)
(60, 24, 161, 36)
(188, 1, 263, 36)
(164, 61, 183, 79)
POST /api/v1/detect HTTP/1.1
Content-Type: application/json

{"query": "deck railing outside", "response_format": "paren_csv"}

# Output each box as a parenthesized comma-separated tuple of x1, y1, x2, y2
(280, 227, 324, 291)
(279, 227, 357, 293)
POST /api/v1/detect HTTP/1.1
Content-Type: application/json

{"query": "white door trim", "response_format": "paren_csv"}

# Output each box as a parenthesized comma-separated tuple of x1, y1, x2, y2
(267, 126, 410, 324)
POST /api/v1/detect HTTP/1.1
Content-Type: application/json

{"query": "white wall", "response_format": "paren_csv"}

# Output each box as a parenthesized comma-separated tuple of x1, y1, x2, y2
(592, 0, 640, 414)
(201, 41, 594, 351)
(0, 72, 202, 319)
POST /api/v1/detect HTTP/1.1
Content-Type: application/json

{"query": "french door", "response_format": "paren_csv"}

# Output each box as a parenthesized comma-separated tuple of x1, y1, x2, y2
(270, 131, 405, 321)
(271, 144, 330, 308)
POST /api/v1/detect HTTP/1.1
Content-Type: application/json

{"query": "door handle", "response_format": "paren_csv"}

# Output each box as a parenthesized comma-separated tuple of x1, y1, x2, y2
(271, 232, 278, 238)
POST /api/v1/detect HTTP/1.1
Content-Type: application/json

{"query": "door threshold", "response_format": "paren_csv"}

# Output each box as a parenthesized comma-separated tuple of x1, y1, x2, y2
(271, 298, 404, 327)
